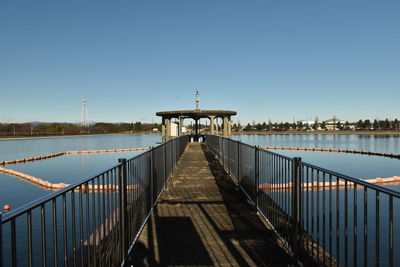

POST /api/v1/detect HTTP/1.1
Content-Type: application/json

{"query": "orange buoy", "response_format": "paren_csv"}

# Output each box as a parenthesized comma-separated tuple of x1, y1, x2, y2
(4, 204, 10, 212)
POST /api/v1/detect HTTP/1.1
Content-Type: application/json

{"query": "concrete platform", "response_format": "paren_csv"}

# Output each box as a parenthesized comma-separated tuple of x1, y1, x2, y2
(130, 143, 295, 266)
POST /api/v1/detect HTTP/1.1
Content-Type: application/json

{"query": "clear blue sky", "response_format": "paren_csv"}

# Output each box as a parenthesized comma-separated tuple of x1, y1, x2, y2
(1, 0, 399, 124)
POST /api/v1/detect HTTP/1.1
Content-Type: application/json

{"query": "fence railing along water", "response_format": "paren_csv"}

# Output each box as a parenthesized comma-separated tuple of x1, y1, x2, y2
(0, 135, 189, 267)
(206, 135, 400, 266)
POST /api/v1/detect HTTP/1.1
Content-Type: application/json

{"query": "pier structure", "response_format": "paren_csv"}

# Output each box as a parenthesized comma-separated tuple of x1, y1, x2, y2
(1, 135, 400, 266)
(156, 109, 236, 141)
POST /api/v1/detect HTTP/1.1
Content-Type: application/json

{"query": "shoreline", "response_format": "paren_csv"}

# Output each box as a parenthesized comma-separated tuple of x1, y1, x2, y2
(1, 131, 400, 141)
(0, 132, 160, 141)
(234, 130, 400, 135)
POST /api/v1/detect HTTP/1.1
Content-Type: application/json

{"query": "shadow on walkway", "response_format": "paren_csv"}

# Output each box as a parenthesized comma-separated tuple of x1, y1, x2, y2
(129, 143, 295, 266)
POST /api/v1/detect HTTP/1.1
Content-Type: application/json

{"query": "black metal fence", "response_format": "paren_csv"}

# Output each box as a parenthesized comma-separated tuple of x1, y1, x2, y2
(0, 135, 189, 267)
(206, 134, 400, 266)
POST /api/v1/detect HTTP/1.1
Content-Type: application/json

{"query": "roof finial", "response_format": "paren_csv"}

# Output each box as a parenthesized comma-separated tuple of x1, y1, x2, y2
(195, 88, 200, 110)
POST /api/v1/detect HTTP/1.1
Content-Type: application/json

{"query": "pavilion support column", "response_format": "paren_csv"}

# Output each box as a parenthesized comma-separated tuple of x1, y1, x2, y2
(179, 117, 184, 136)
(195, 119, 199, 136)
(165, 118, 171, 142)
(228, 120, 232, 137)
(223, 116, 229, 138)
(162, 125, 166, 139)
(209, 116, 215, 135)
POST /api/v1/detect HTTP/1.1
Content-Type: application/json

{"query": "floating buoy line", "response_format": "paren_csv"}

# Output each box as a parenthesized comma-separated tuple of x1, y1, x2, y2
(260, 146, 400, 159)
(0, 147, 150, 191)
(0, 146, 399, 191)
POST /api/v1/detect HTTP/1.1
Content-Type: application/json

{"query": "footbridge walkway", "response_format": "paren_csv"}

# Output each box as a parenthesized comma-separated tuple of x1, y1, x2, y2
(1, 135, 399, 266)
(130, 142, 293, 266)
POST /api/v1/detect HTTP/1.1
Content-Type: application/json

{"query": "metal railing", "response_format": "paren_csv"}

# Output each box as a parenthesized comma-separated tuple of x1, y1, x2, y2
(206, 134, 400, 266)
(0, 135, 189, 267)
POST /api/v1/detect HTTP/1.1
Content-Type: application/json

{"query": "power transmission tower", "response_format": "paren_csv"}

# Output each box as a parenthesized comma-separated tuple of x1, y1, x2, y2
(81, 100, 89, 133)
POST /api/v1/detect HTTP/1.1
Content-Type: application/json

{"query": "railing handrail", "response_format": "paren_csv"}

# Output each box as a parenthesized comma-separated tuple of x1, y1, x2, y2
(205, 134, 399, 266)
(1, 142, 164, 223)
(1, 161, 121, 223)
(233, 136, 400, 198)
(300, 161, 400, 197)
(258, 146, 294, 161)
(1, 135, 189, 266)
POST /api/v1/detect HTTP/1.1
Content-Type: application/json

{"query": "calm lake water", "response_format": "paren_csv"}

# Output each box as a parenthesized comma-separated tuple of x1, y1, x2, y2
(0, 134, 399, 266)
(1, 134, 399, 209)
(0, 134, 161, 209)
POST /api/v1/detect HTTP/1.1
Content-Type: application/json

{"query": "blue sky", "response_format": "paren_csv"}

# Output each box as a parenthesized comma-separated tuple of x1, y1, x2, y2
(1, 0, 399, 124)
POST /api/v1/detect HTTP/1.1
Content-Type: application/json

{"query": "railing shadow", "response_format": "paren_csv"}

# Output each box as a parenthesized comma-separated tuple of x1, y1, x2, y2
(201, 143, 296, 266)
(128, 143, 295, 266)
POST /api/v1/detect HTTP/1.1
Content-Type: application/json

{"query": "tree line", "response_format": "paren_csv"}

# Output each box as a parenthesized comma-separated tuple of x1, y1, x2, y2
(235, 118, 400, 132)
(0, 122, 162, 137)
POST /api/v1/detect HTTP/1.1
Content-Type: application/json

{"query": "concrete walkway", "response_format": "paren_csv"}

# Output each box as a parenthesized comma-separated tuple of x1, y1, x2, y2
(130, 143, 294, 266)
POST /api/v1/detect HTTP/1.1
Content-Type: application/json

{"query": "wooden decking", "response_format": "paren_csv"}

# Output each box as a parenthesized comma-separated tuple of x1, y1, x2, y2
(130, 143, 294, 266)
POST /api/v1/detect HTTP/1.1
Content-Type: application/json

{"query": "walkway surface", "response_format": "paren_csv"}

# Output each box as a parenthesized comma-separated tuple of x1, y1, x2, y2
(131, 143, 294, 266)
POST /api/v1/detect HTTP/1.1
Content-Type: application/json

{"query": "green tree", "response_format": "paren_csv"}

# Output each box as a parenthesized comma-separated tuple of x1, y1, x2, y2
(297, 122, 303, 131)
(320, 121, 326, 130)
(268, 120, 273, 131)
(356, 120, 363, 129)
(373, 119, 379, 130)
(384, 119, 390, 130)
(261, 122, 267, 130)
(313, 116, 319, 130)
(394, 119, 399, 130)
(364, 120, 371, 130)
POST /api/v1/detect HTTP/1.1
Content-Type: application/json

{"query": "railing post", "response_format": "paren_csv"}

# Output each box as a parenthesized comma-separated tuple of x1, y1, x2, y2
(164, 142, 167, 184)
(150, 147, 154, 208)
(227, 139, 231, 175)
(293, 157, 302, 257)
(221, 137, 224, 167)
(254, 146, 259, 210)
(118, 158, 128, 265)
(0, 212, 3, 267)
(237, 140, 240, 186)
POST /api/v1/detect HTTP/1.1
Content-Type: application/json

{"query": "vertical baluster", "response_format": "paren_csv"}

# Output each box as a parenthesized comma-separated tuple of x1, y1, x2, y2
(85, 182, 90, 266)
(102, 174, 106, 264)
(79, 185, 84, 267)
(11, 218, 17, 267)
(345, 180, 348, 267)
(317, 170, 320, 264)
(0, 212, 3, 267)
(323, 173, 326, 266)
(354, 183, 358, 267)
(27, 210, 33, 267)
(336, 176, 340, 267)
(71, 189, 77, 267)
(329, 174, 333, 267)
(306, 167, 310, 265)
(311, 169, 315, 265)
(41, 204, 47, 267)
(376, 191, 380, 267)
(63, 193, 68, 266)
(97, 177, 101, 263)
(53, 199, 58, 267)
(364, 186, 367, 267)
(91, 180, 96, 265)
(388, 195, 393, 267)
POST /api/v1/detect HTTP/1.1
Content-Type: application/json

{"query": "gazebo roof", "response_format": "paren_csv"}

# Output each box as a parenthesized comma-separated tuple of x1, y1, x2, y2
(156, 109, 236, 119)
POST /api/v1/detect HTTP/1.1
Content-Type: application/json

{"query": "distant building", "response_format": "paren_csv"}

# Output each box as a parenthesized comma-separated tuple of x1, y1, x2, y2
(297, 119, 316, 127)
(323, 118, 345, 130)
